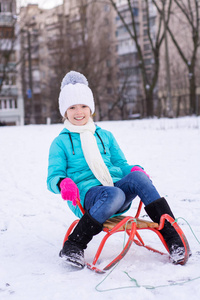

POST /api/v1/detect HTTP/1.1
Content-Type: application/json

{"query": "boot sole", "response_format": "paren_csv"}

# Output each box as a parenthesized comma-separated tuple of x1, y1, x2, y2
(59, 251, 85, 269)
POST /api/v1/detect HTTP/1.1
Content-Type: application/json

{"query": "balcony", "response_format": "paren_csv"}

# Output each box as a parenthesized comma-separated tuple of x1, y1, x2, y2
(0, 93, 24, 125)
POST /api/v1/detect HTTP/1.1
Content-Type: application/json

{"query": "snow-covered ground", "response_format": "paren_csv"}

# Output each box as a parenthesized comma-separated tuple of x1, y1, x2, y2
(1, 117, 200, 300)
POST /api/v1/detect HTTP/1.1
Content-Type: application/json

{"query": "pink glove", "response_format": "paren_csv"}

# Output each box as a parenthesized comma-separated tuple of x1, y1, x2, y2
(131, 166, 150, 178)
(60, 178, 80, 206)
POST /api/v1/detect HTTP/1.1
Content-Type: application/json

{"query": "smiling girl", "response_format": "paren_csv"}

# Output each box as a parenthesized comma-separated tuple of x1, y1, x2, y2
(47, 71, 190, 268)
(66, 104, 91, 125)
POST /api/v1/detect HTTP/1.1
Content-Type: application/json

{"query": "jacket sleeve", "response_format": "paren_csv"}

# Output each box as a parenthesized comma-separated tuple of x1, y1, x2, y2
(47, 138, 68, 194)
(109, 132, 134, 176)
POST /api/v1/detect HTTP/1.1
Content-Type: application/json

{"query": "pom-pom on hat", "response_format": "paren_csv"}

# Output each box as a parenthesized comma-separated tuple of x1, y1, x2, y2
(58, 71, 95, 117)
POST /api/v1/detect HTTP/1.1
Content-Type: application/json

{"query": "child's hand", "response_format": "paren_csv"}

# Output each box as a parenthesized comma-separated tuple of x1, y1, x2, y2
(131, 166, 150, 178)
(60, 178, 80, 206)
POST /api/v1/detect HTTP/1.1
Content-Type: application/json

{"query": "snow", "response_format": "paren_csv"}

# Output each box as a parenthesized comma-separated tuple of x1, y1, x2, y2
(1, 117, 200, 300)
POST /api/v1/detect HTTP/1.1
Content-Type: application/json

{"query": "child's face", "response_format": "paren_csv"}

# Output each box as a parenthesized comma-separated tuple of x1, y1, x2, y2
(66, 104, 91, 125)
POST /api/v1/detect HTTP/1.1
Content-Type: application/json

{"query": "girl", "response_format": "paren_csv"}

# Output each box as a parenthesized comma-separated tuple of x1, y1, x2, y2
(47, 71, 189, 268)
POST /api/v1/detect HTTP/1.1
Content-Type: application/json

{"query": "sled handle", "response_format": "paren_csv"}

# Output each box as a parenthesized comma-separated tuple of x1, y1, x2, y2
(77, 199, 85, 215)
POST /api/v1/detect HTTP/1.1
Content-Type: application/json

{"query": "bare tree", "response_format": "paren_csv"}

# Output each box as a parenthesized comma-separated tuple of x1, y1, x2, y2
(19, 4, 54, 124)
(108, 0, 172, 117)
(153, 0, 200, 115)
(158, 59, 189, 117)
(47, 0, 118, 121)
(107, 61, 138, 120)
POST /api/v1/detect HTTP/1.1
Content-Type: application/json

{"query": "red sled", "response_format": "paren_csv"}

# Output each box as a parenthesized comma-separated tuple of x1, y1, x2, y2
(62, 199, 190, 273)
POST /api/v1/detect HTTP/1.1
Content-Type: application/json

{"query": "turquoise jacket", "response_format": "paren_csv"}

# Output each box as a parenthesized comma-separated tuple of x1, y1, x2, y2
(47, 125, 134, 218)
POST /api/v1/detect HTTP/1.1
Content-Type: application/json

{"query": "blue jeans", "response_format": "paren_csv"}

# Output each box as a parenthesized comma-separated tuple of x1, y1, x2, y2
(84, 172, 160, 224)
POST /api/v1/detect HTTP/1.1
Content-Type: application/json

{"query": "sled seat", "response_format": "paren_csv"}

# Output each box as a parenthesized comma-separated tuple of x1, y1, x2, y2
(104, 215, 159, 231)
(62, 199, 190, 273)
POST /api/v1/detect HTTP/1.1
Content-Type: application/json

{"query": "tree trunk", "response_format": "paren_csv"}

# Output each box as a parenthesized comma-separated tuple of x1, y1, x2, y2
(189, 70, 196, 115)
(145, 90, 154, 117)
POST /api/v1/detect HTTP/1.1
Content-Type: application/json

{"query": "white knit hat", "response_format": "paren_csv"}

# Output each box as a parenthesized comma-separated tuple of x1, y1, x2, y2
(58, 71, 95, 117)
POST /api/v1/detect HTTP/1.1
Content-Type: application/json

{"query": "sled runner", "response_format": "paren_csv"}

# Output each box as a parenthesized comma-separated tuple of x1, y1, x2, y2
(62, 199, 190, 273)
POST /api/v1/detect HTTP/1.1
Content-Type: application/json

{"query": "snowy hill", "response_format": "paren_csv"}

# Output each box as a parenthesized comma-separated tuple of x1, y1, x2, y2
(1, 117, 200, 300)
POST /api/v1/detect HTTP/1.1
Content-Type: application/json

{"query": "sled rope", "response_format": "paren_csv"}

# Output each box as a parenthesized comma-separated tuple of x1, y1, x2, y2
(123, 272, 200, 290)
(123, 218, 137, 248)
(173, 217, 200, 244)
(95, 217, 200, 293)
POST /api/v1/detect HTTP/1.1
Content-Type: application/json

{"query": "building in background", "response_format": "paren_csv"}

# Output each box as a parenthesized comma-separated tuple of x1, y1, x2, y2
(19, 4, 63, 124)
(17, 0, 200, 124)
(114, 0, 141, 118)
(114, 0, 200, 118)
(0, 0, 24, 125)
(114, 0, 158, 118)
(19, 1, 119, 123)
(158, 0, 200, 117)
(62, 0, 118, 121)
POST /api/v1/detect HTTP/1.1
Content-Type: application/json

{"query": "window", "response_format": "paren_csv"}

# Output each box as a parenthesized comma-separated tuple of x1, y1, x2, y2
(149, 17, 156, 27)
(143, 29, 148, 36)
(144, 44, 150, 51)
(133, 8, 138, 17)
(143, 14, 147, 22)
(9, 99, 13, 108)
(11, 75, 16, 85)
(144, 58, 151, 65)
(121, 67, 138, 77)
(5, 76, 9, 85)
(3, 100, 7, 109)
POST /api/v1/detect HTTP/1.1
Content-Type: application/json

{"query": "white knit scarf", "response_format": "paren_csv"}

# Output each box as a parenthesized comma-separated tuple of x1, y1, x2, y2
(64, 118, 113, 186)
